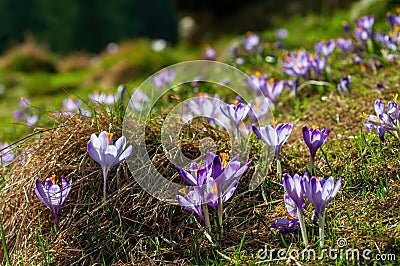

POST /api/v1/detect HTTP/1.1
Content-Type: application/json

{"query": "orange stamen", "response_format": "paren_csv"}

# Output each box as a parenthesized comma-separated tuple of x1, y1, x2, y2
(106, 133, 113, 144)
(50, 174, 56, 185)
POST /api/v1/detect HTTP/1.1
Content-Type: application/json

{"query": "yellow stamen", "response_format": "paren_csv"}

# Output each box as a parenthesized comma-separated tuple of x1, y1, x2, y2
(360, 65, 366, 72)
(234, 99, 239, 106)
(220, 153, 229, 167)
(254, 71, 261, 78)
(271, 120, 278, 128)
(287, 215, 295, 220)
(311, 125, 319, 130)
(198, 92, 205, 98)
(268, 77, 275, 85)
(394, 25, 400, 32)
(178, 188, 187, 196)
(396, 7, 400, 13)
(315, 176, 321, 180)
(393, 93, 398, 102)
(50, 174, 56, 185)
(310, 53, 315, 61)
(360, 112, 368, 119)
(211, 183, 218, 195)
(106, 133, 113, 144)
(246, 31, 253, 36)
(276, 205, 286, 214)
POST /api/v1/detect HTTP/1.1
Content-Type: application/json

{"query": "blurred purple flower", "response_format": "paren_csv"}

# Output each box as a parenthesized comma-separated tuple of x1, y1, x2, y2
(13, 97, 38, 127)
(310, 53, 326, 77)
(315, 39, 335, 57)
(152, 68, 176, 89)
(0, 143, 15, 166)
(248, 96, 271, 122)
(61, 96, 90, 117)
(276, 28, 288, 39)
(231, 42, 239, 58)
(336, 38, 353, 55)
(260, 78, 285, 104)
(87, 131, 133, 199)
(354, 15, 374, 43)
(282, 51, 311, 79)
(89, 91, 117, 106)
(244, 31, 260, 51)
(252, 122, 292, 161)
(337, 76, 350, 96)
(129, 89, 150, 112)
(374, 32, 398, 51)
(203, 44, 216, 60)
(387, 11, 400, 30)
(35, 175, 72, 231)
(341, 21, 350, 33)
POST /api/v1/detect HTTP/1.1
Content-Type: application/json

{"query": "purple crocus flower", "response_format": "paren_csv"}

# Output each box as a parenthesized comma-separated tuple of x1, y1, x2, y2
(282, 52, 311, 79)
(183, 93, 220, 123)
(374, 32, 398, 51)
(301, 175, 342, 218)
(203, 44, 216, 60)
(87, 131, 133, 199)
(301, 175, 342, 247)
(337, 76, 350, 96)
(310, 53, 326, 78)
(282, 173, 305, 211)
(341, 21, 350, 33)
(61, 96, 90, 117)
(271, 194, 300, 234)
(336, 38, 353, 55)
(231, 42, 239, 58)
(302, 125, 330, 162)
(246, 71, 266, 95)
(0, 143, 15, 166)
(152, 68, 176, 89)
(315, 39, 335, 58)
(220, 101, 251, 129)
(363, 99, 400, 142)
(282, 172, 308, 245)
(387, 11, 400, 30)
(34, 175, 72, 231)
(25, 114, 38, 127)
(244, 31, 260, 51)
(177, 188, 205, 223)
(260, 78, 285, 104)
(356, 15, 374, 35)
(13, 97, 39, 127)
(354, 15, 374, 43)
(252, 122, 293, 161)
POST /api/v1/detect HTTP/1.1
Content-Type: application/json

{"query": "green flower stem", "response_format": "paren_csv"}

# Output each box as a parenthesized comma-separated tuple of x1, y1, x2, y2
(203, 204, 211, 231)
(218, 198, 224, 235)
(297, 208, 309, 247)
(318, 214, 325, 248)
(310, 156, 315, 176)
(276, 159, 282, 178)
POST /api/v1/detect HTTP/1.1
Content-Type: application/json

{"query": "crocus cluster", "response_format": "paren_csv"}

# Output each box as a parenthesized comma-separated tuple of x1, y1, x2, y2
(246, 72, 287, 104)
(176, 151, 251, 233)
(362, 97, 400, 142)
(282, 51, 326, 80)
(336, 38, 353, 56)
(13, 97, 38, 127)
(0, 142, 15, 166)
(35, 175, 72, 231)
(87, 131, 133, 199)
(354, 15, 374, 43)
(337, 76, 350, 96)
(244, 31, 260, 52)
(274, 172, 342, 247)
